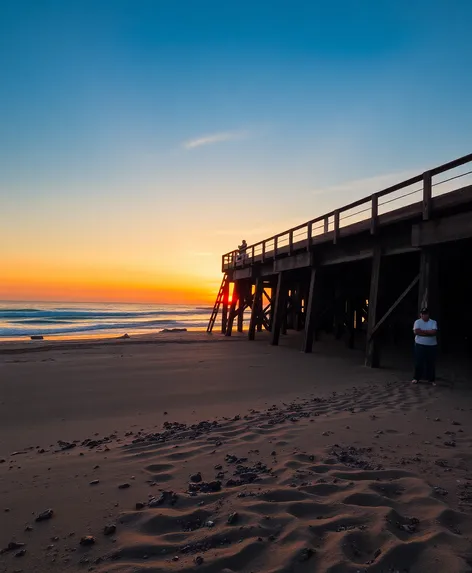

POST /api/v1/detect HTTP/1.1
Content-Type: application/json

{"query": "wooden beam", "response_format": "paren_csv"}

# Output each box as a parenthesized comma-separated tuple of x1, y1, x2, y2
(273, 251, 311, 272)
(365, 246, 382, 367)
(423, 171, 432, 221)
(370, 274, 419, 338)
(237, 281, 250, 333)
(221, 279, 230, 334)
(320, 249, 373, 267)
(270, 273, 287, 346)
(225, 281, 239, 337)
(418, 249, 438, 314)
(302, 268, 317, 353)
(371, 194, 378, 235)
(292, 285, 303, 331)
(248, 279, 263, 340)
(333, 210, 340, 244)
(412, 210, 472, 247)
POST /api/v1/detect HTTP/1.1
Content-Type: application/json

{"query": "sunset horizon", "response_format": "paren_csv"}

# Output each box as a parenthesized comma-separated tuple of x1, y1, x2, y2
(2, 0, 471, 312)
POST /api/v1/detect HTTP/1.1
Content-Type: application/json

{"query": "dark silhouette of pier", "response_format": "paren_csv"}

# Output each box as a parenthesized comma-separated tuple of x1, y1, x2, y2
(209, 153, 472, 371)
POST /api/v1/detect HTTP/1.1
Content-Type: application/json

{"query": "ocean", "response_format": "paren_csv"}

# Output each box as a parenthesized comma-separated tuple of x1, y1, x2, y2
(0, 301, 212, 340)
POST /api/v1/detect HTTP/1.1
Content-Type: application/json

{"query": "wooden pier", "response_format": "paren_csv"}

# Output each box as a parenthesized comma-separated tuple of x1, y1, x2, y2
(208, 153, 472, 368)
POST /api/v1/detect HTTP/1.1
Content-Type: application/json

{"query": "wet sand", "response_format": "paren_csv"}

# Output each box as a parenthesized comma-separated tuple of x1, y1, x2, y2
(1, 334, 472, 572)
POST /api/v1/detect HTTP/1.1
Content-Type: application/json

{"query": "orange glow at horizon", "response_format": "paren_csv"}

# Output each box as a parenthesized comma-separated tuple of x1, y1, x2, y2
(2, 258, 221, 305)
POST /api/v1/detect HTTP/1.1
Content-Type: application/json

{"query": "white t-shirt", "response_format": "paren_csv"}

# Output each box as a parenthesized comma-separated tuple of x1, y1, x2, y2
(413, 318, 438, 346)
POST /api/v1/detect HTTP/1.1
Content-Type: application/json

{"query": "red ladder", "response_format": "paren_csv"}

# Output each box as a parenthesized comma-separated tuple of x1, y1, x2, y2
(207, 274, 230, 333)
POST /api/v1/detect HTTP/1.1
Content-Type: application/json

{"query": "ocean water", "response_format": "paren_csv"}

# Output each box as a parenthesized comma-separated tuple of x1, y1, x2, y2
(0, 301, 212, 340)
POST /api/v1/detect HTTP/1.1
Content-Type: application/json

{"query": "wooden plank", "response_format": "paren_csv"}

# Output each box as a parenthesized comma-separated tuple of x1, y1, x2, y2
(333, 210, 340, 244)
(371, 194, 378, 235)
(365, 246, 382, 367)
(225, 281, 239, 337)
(412, 210, 472, 247)
(292, 286, 303, 331)
(221, 279, 230, 334)
(302, 268, 317, 353)
(270, 274, 287, 346)
(324, 216, 329, 234)
(370, 274, 419, 338)
(319, 249, 373, 266)
(430, 152, 472, 176)
(237, 282, 248, 333)
(248, 279, 263, 340)
(418, 250, 436, 311)
(233, 268, 252, 280)
(423, 171, 432, 221)
(274, 251, 311, 272)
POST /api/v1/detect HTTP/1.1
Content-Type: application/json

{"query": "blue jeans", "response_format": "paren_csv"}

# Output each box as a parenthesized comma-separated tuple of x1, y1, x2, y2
(414, 343, 437, 382)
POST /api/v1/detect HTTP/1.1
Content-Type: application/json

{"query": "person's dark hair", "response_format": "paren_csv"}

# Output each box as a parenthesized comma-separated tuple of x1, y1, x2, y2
(420, 307, 429, 314)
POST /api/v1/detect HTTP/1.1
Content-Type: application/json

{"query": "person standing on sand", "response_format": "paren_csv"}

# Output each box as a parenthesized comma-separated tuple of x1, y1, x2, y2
(412, 307, 438, 385)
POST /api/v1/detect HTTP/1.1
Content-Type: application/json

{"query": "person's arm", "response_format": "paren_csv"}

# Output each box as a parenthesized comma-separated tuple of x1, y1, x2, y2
(414, 321, 438, 336)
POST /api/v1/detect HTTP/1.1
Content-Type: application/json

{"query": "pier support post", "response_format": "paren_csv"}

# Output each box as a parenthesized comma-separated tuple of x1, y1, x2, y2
(418, 249, 438, 311)
(302, 268, 318, 353)
(249, 278, 263, 341)
(346, 297, 355, 349)
(237, 284, 244, 333)
(256, 287, 265, 332)
(418, 248, 440, 337)
(221, 279, 230, 334)
(365, 247, 382, 368)
(271, 273, 287, 346)
(225, 281, 240, 337)
(292, 285, 303, 331)
(268, 283, 276, 332)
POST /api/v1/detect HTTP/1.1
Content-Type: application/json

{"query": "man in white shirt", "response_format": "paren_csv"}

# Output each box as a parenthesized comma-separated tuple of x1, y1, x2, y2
(412, 307, 438, 385)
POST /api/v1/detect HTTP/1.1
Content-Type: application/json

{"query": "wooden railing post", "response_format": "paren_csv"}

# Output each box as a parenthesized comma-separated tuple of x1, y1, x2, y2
(371, 194, 378, 235)
(333, 211, 340, 244)
(274, 236, 278, 257)
(251, 245, 255, 263)
(324, 216, 329, 234)
(262, 241, 266, 262)
(289, 231, 294, 255)
(423, 171, 432, 220)
(307, 222, 313, 250)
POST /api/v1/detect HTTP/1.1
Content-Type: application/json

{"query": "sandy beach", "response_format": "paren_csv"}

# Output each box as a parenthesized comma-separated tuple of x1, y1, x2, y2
(1, 334, 472, 572)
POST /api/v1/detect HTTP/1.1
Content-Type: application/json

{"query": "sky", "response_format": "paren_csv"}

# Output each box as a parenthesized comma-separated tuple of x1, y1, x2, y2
(1, 0, 471, 303)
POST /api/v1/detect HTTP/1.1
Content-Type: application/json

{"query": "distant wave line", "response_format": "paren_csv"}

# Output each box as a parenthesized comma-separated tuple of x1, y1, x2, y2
(0, 309, 211, 320)
(0, 319, 209, 337)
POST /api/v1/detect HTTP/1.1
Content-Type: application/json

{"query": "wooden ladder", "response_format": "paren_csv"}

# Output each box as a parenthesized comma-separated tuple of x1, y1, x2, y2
(207, 273, 229, 333)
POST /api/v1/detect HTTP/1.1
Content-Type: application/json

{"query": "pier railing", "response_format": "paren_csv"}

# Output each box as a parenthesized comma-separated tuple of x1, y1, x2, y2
(222, 153, 472, 271)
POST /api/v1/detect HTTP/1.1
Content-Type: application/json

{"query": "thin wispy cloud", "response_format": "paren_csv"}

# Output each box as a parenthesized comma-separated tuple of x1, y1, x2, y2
(183, 129, 248, 150)
(311, 169, 419, 199)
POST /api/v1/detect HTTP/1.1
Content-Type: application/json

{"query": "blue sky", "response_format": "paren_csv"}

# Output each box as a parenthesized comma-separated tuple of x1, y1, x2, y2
(1, 0, 472, 301)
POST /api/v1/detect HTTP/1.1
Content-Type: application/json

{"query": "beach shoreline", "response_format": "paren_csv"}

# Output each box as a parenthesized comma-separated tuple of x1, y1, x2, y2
(1, 338, 471, 572)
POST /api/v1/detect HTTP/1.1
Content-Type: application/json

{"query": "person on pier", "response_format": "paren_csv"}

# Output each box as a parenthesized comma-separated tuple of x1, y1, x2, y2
(412, 307, 438, 386)
(238, 239, 247, 255)
(236, 239, 248, 265)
